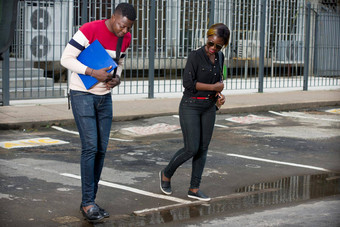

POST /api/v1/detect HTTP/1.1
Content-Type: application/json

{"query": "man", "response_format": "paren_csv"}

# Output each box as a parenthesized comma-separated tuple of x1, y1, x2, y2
(60, 3, 136, 223)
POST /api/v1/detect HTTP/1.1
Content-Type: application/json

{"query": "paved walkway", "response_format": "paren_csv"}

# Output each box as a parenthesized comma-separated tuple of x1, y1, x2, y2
(0, 89, 339, 129)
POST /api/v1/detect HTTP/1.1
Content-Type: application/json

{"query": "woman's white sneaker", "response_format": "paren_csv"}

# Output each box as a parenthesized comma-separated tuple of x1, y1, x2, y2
(159, 170, 172, 195)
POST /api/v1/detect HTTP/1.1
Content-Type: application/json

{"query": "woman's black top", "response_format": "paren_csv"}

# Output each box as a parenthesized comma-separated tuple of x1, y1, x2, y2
(182, 45, 224, 98)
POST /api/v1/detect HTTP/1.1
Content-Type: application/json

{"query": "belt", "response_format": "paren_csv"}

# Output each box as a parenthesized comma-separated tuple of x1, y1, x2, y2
(190, 95, 214, 100)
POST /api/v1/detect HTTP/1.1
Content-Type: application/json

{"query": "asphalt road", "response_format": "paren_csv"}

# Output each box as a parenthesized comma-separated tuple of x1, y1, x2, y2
(0, 106, 339, 226)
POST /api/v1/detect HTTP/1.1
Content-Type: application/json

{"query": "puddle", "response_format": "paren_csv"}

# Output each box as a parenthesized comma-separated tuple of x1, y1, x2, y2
(100, 173, 340, 226)
(235, 174, 340, 201)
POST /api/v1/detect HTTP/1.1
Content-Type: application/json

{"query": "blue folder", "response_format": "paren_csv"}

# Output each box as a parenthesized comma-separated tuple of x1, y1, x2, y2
(77, 40, 118, 89)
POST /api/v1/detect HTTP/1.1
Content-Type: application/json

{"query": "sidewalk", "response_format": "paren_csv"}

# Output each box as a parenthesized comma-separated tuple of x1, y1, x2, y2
(0, 88, 339, 130)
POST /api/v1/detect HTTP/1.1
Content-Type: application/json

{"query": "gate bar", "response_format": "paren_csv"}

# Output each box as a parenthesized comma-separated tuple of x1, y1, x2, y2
(2, 49, 10, 106)
(303, 3, 311, 91)
(148, 0, 156, 98)
(258, 0, 266, 93)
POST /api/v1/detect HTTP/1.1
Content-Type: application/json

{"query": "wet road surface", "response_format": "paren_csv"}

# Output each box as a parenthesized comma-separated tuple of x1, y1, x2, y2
(0, 107, 339, 226)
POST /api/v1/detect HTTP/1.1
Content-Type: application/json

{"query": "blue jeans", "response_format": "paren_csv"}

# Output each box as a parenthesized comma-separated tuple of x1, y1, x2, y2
(164, 96, 216, 189)
(70, 90, 113, 207)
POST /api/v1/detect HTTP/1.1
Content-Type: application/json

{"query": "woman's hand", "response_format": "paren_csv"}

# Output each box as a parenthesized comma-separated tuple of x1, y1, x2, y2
(216, 92, 226, 108)
(213, 82, 224, 92)
(195, 81, 224, 92)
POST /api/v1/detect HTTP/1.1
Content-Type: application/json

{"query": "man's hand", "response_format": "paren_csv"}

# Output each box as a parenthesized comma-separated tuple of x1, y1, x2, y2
(105, 76, 121, 90)
(86, 66, 113, 82)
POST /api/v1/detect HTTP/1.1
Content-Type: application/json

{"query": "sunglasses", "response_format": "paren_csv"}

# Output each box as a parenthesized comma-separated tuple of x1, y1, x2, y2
(207, 41, 223, 51)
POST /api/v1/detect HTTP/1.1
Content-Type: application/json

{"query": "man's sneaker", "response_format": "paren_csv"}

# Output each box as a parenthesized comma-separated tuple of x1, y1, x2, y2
(159, 170, 172, 195)
(187, 190, 211, 201)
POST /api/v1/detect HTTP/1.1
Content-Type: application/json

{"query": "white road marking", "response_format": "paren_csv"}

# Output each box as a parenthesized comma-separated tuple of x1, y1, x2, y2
(226, 153, 333, 172)
(173, 115, 229, 128)
(215, 124, 229, 128)
(226, 114, 275, 124)
(326, 108, 340, 114)
(134, 200, 204, 215)
(51, 126, 79, 135)
(60, 173, 191, 204)
(269, 110, 340, 122)
(120, 123, 180, 136)
(51, 126, 133, 142)
(109, 137, 134, 142)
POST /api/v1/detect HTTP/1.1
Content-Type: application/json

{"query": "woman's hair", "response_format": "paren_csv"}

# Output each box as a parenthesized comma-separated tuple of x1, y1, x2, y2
(207, 23, 230, 47)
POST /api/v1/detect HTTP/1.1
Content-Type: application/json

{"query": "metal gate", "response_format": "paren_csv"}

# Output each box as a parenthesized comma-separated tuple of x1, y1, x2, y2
(1, 0, 339, 105)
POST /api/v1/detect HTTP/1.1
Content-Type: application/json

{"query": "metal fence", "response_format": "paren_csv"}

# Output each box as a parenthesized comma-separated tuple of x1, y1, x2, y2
(1, 0, 339, 104)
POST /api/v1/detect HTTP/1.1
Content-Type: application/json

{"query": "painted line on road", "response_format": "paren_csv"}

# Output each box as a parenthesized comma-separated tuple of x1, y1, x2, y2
(269, 111, 340, 122)
(226, 153, 333, 172)
(215, 124, 229, 128)
(51, 126, 133, 142)
(134, 200, 204, 215)
(326, 108, 340, 114)
(60, 173, 191, 204)
(0, 137, 69, 149)
(172, 115, 229, 128)
(52, 126, 79, 135)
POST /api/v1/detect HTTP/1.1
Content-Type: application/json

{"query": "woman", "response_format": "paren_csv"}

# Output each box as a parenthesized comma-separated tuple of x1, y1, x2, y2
(159, 23, 230, 201)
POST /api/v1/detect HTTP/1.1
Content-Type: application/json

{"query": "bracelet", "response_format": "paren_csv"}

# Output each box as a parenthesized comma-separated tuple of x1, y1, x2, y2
(90, 69, 94, 76)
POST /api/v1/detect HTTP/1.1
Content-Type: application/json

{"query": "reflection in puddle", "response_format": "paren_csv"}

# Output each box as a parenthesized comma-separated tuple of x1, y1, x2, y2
(236, 174, 340, 202)
(101, 173, 340, 226)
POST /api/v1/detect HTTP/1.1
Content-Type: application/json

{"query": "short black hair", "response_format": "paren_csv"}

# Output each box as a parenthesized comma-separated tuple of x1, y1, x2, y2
(114, 3, 136, 21)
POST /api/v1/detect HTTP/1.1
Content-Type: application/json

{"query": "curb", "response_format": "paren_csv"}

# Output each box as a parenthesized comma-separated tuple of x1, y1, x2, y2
(1, 100, 339, 130)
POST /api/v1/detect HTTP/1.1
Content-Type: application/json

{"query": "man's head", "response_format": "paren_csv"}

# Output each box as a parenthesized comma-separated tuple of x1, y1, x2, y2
(114, 3, 137, 21)
(108, 3, 136, 37)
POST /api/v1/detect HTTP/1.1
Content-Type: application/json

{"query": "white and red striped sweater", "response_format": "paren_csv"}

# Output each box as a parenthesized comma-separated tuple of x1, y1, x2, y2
(61, 19, 131, 95)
